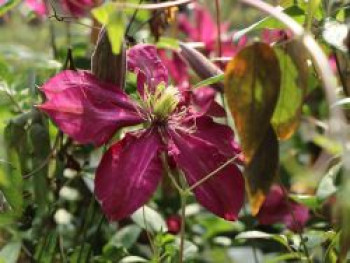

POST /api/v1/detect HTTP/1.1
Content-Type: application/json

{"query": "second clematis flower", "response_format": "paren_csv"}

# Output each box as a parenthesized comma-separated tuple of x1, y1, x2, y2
(38, 44, 244, 221)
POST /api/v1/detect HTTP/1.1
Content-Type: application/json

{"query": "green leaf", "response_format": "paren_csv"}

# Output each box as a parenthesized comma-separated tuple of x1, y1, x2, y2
(193, 74, 225, 89)
(131, 205, 167, 233)
(236, 231, 289, 249)
(289, 194, 320, 209)
(109, 225, 141, 250)
(29, 121, 51, 215)
(0, 241, 21, 263)
(225, 43, 280, 214)
(120, 256, 148, 263)
(198, 215, 244, 239)
(92, 3, 125, 54)
(34, 231, 58, 263)
(156, 37, 180, 50)
(316, 163, 341, 201)
(0, 0, 20, 16)
(272, 42, 307, 140)
(70, 244, 92, 263)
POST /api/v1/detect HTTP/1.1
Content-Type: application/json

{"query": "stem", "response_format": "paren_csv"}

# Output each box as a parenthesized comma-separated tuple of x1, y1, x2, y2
(125, 0, 143, 37)
(179, 191, 187, 263)
(280, 185, 312, 263)
(214, 0, 222, 63)
(114, 0, 194, 10)
(332, 50, 349, 97)
(188, 156, 238, 191)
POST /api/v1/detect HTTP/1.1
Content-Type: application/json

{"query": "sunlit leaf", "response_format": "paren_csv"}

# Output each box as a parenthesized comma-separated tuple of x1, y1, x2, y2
(92, 3, 125, 54)
(272, 42, 307, 140)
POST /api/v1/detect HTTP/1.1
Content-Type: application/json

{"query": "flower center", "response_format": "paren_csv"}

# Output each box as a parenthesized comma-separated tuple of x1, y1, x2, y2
(142, 83, 181, 123)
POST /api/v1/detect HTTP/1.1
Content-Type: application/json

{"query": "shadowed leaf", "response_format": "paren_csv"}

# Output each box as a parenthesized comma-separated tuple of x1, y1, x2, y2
(224, 43, 280, 214)
(224, 42, 280, 162)
(245, 126, 279, 214)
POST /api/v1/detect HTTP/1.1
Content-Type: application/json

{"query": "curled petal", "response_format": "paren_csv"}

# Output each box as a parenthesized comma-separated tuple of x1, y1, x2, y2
(127, 44, 168, 95)
(38, 70, 143, 146)
(95, 130, 163, 221)
(257, 185, 310, 231)
(168, 130, 244, 221)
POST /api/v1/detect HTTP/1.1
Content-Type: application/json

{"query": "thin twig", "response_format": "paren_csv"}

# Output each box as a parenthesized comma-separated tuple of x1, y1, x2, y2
(113, 0, 194, 10)
(280, 184, 312, 263)
(125, 0, 143, 37)
(23, 132, 61, 179)
(188, 156, 238, 191)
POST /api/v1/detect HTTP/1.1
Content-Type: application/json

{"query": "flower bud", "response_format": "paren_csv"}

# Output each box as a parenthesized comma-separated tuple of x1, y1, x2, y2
(179, 42, 223, 92)
(91, 27, 126, 88)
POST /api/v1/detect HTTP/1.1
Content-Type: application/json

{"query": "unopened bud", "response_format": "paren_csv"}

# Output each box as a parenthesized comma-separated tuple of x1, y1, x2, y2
(179, 42, 223, 92)
(91, 27, 126, 88)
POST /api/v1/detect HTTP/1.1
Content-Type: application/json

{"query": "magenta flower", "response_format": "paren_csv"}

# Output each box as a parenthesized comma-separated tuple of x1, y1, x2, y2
(38, 44, 244, 221)
(257, 185, 310, 231)
(25, 0, 47, 17)
(62, 0, 95, 17)
(157, 49, 226, 117)
(177, 3, 246, 57)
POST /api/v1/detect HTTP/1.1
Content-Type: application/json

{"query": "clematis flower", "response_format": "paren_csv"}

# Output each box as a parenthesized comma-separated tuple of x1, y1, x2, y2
(38, 44, 244, 221)
(61, 0, 96, 17)
(177, 3, 247, 57)
(158, 49, 226, 117)
(257, 185, 310, 232)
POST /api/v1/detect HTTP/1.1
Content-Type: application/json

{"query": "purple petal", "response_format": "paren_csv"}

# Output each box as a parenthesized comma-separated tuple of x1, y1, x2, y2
(194, 4, 217, 46)
(257, 185, 310, 231)
(95, 130, 163, 221)
(127, 44, 168, 96)
(38, 70, 143, 146)
(25, 0, 47, 17)
(61, 0, 95, 17)
(192, 87, 226, 117)
(168, 130, 244, 221)
(190, 115, 241, 157)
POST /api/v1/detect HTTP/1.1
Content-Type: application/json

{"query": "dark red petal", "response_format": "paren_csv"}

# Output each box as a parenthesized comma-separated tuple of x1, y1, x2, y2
(38, 70, 143, 146)
(192, 87, 226, 117)
(190, 115, 241, 157)
(257, 185, 310, 231)
(95, 130, 163, 221)
(61, 0, 95, 17)
(127, 44, 168, 95)
(168, 130, 244, 221)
